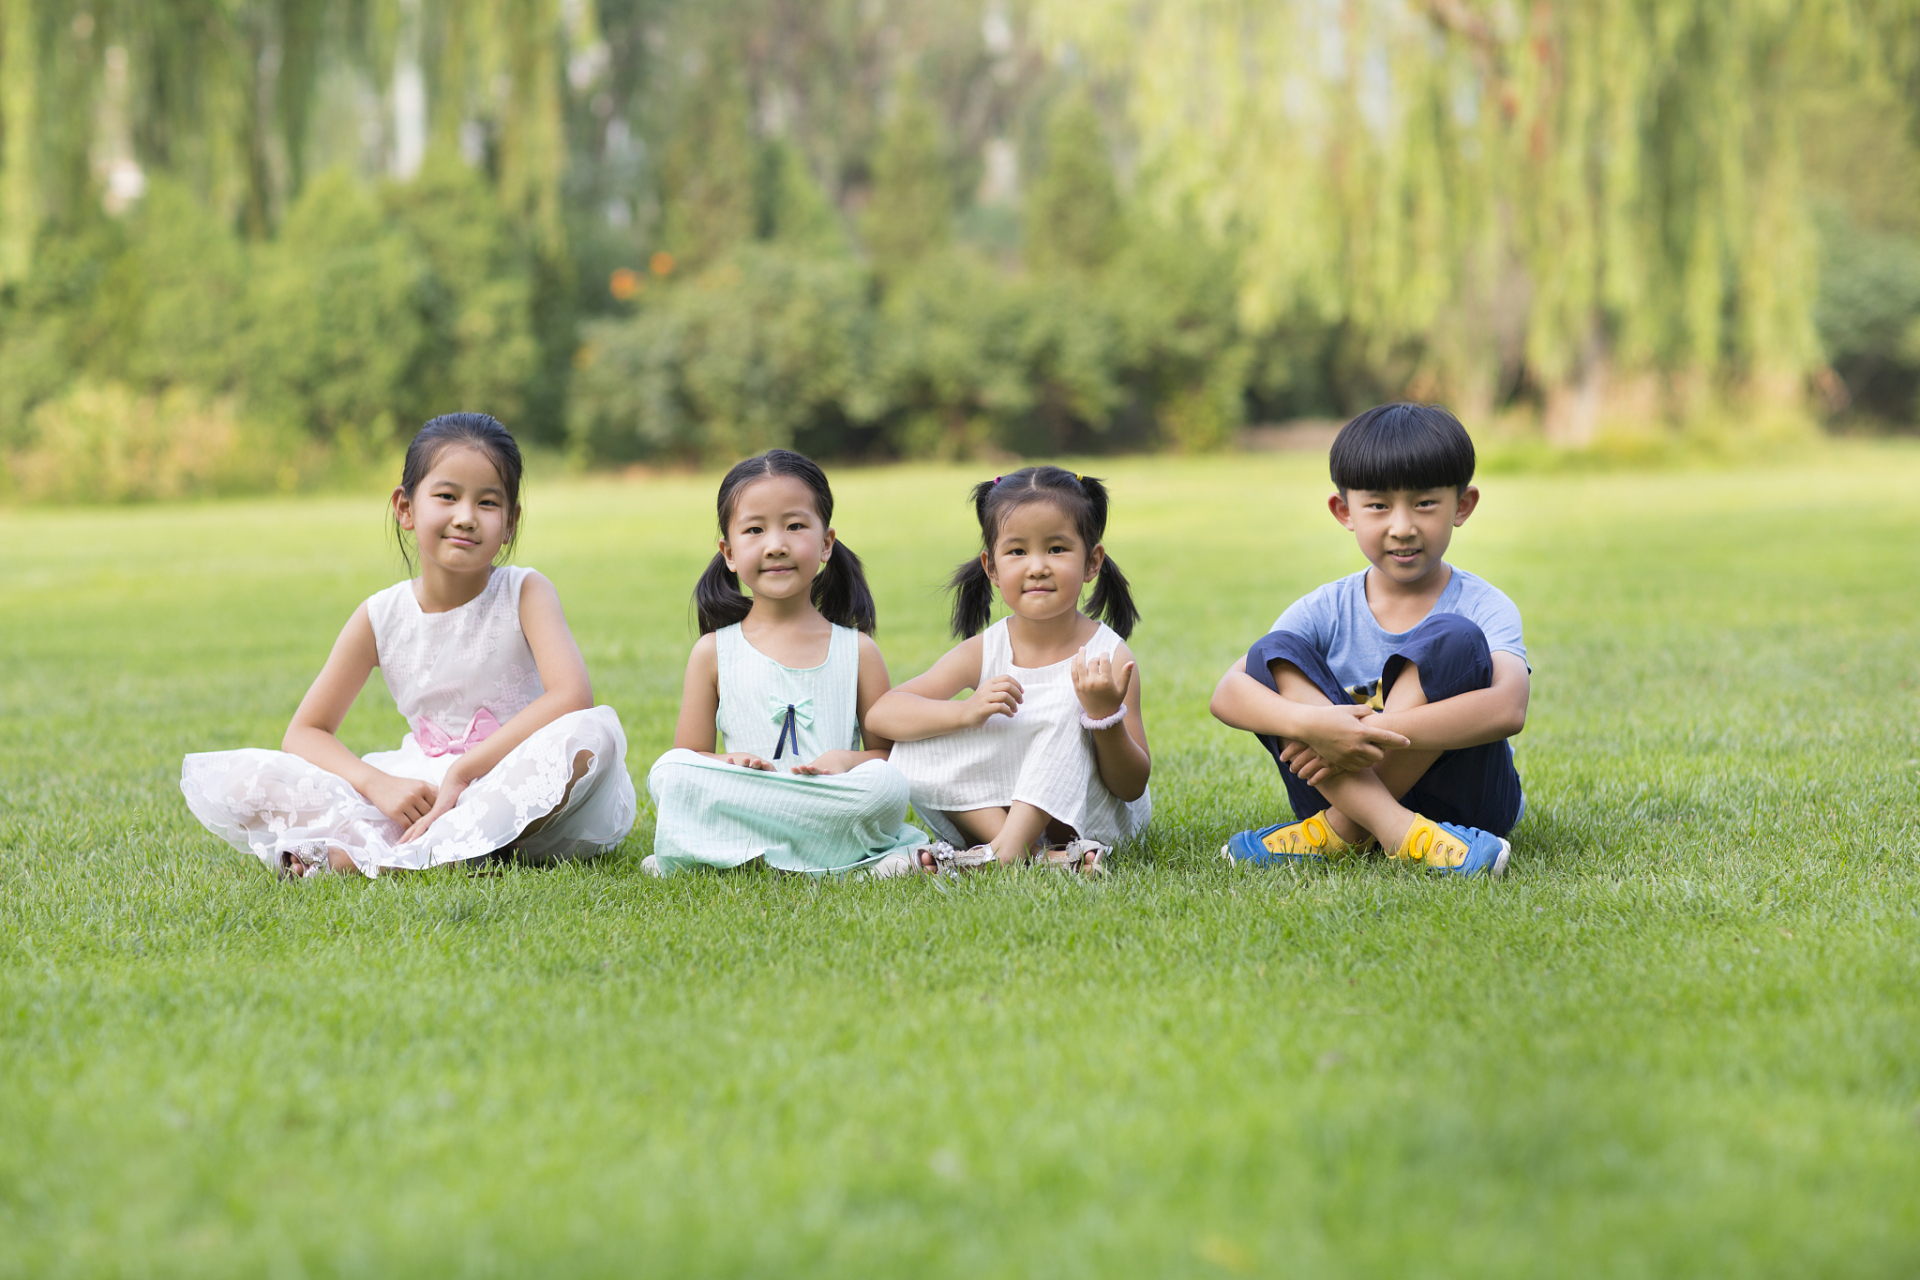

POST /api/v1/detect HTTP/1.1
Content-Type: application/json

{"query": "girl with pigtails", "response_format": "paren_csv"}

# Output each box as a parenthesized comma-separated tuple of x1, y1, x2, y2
(867, 467, 1152, 873)
(644, 450, 929, 876)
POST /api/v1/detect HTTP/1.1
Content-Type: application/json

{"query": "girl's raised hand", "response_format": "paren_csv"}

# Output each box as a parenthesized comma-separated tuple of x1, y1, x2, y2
(364, 771, 439, 830)
(1070, 648, 1134, 720)
(720, 751, 777, 771)
(963, 674, 1023, 726)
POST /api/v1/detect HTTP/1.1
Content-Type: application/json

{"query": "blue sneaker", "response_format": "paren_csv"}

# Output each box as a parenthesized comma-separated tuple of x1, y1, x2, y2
(1221, 813, 1364, 865)
(1390, 814, 1510, 877)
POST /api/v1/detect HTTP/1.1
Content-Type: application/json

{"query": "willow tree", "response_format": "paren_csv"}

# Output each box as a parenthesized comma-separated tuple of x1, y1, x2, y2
(0, 0, 574, 273)
(1038, 0, 1879, 440)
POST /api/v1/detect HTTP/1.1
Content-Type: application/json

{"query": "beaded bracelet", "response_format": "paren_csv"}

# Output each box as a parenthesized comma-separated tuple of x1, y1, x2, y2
(1079, 703, 1128, 731)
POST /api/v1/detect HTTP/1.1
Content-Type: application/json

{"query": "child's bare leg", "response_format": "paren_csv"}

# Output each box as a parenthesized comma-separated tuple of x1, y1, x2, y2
(943, 806, 1007, 846)
(1372, 661, 1444, 800)
(989, 802, 1053, 864)
(922, 806, 1006, 868)
(326, 846, 359, 875)
(1313, 770, 1416, 852)
(1267, 660, 1372, 844)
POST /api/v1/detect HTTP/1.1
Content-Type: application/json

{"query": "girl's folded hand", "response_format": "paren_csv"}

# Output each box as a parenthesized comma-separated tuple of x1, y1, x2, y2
(366, 771, 439, 829)
(791, 749, 863, 776)
(719, 751, 776, 771)
(964, 674, 1023, 725)
(401, 771, 470, 843)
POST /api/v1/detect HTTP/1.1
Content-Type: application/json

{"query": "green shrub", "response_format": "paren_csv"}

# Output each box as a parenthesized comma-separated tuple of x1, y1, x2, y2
(2, 381, 313, 503)
(568, 245, 873, 463)
(1815, 208, 1920, 424)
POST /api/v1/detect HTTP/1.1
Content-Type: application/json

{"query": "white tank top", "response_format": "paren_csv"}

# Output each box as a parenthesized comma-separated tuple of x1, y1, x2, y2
(366, 565, 544, 752)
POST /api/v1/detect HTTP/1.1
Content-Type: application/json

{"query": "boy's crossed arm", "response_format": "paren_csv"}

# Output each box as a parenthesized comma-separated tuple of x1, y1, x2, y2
(1209, 651, 1528, 786)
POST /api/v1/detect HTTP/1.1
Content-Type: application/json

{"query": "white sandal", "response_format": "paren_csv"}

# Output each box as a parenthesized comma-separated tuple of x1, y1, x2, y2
(277, 839, 335, 880)
(1042, 839, 1110, 876)
(926, 842, 997, 876)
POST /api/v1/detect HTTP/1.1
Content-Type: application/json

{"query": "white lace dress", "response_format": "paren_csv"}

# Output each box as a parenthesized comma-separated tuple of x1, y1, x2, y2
(647, 623, 927, 874)
(180, 566, 636, 875)
(888, 618, 1151, 849)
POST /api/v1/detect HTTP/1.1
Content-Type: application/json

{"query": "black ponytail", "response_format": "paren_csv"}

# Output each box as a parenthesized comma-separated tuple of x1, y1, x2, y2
(695, 448, 879, 634)
(693, 552, 754, 634)
(947, 465, 1139, 639)
(1084, 554, 1139, 639)
(812, 537, 877, 633)
(947, 556, 997, 638)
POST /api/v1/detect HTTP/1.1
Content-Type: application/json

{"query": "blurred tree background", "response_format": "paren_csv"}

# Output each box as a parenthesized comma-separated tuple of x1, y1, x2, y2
(0, 0, 1917, 499)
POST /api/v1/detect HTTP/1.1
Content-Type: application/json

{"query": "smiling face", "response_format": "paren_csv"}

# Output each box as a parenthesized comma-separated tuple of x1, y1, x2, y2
(721, 474, 835, 603)
(393, 444, 515, 577)
(984, 498, 1105, 622)
(1330, 484, 1479, 589)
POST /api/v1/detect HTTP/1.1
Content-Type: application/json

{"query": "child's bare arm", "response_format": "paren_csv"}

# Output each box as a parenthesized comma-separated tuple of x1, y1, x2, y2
(1371, 652, 1529, 751)
(863, 635, 1017, 743)
(399, 573, 596, 841)
(667, 633, 773, 770)
(1209, 656, 1408, 770)
(1072, 644, 1151, 802)
(282, 603, 439, 827)
(793, 633, 895, 774)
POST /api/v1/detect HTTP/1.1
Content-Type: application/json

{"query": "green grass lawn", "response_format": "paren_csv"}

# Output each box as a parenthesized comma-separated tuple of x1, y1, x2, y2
(3, 446, 1918, 1277)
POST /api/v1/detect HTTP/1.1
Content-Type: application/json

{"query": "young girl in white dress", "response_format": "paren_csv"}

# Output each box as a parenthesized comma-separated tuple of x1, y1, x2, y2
(866, 466, 1151, 872)
(180, 414, 636, 877)
(645, 449, 926, 876)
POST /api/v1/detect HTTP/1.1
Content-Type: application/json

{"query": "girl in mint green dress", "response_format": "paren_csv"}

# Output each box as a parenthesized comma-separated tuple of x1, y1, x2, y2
(645, 450, 926, 875)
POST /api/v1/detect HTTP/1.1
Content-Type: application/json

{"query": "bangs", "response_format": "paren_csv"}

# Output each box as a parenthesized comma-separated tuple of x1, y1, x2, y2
(1328, 403, 1476, 494)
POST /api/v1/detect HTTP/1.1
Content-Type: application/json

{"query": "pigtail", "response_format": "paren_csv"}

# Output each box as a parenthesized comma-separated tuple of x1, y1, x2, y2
(947, 557, 996, 638)
(1085, 554, 1139, 639)
(813, 538, 878, 633)
(693, 552, 754, 634)
(1070, 471, 1137, 637)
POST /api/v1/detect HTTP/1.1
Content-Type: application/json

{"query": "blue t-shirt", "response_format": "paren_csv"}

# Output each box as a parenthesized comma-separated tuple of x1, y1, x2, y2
(1270, 567, 1527, 707)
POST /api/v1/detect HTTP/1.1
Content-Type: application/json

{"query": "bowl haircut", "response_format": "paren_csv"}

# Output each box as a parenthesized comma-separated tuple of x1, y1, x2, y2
(1329, 403, 1476, 496)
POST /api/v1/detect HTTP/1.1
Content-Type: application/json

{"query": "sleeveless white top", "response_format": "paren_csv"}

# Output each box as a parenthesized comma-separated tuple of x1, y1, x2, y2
(714, 623, 863, 762)
(366, 565, 545, 752)
(889, 617, 1150, 846)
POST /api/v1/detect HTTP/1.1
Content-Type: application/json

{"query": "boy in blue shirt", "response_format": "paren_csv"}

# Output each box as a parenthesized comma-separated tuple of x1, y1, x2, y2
(1210, 403, 1528, 876)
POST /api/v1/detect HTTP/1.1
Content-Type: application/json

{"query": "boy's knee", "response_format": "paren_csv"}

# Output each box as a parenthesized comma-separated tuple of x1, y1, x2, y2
(1408, 612, 1489, 657)
(1246, 630, 1321, 694)
(1384, 613, 1494, 701)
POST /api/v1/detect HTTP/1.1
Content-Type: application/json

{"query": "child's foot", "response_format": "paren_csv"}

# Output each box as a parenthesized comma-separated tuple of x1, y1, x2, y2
(921, 843, 995, 875)
(279, 840, 357, 879)
(640, 854, 665, 877)
(1390, 815, 1510, 877)
(866, 851, 922, 878)
(1042, 839, 1109, 876)
(1220, 813, 1366, 865)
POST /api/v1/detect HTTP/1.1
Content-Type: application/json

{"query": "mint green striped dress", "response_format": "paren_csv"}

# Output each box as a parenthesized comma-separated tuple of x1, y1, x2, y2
(646, 624, 927, 873)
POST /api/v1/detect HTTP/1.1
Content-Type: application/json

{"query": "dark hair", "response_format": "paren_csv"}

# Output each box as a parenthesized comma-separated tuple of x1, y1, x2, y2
(393, 412, 525, 572)
(693, 449, 877, 634)
(1328, 403, 1476, 495)
(947, 465, 1138, 640)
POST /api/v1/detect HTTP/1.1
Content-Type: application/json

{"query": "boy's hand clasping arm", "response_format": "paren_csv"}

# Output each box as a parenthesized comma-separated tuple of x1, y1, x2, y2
(1369, 651, 1529, 752)
(1209, 656, 1409, 762)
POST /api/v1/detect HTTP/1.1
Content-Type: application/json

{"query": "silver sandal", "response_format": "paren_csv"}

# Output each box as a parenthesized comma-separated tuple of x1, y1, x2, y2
(276, 839, 334, 880)
(930, 842, 997, 876)
(1042, 839, 1110, 876)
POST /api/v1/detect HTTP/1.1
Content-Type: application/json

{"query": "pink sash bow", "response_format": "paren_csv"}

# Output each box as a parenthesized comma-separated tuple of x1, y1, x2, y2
(412, 707, 502, 757)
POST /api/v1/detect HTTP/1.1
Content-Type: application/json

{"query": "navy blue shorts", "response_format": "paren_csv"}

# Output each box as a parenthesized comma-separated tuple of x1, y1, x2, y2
(1243, 612, 1524, 837)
